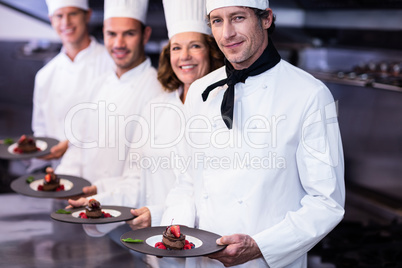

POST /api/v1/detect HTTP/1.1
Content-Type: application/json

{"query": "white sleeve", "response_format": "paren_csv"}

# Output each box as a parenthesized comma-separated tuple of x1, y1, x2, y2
(253, 87, 345, 268)
(32, 72, 46, 137)
(160, 96, 196, 228)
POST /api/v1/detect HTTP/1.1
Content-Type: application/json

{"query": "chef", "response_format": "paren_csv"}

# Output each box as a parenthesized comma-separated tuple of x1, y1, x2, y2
(30, 0, 113, 172)
(161, 0, 346, 267)
(67, 1, 222, 266)
(56, 0, 163, 190)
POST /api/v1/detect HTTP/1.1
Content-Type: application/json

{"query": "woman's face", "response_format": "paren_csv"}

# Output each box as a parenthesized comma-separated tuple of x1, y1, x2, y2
(170, 32, 211, 90)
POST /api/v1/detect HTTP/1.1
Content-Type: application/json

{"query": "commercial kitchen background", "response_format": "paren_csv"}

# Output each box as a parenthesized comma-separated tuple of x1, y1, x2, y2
(0, 0, 401, 267)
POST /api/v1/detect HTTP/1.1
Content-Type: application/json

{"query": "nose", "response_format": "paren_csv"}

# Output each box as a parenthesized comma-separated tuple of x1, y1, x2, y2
(114, 34, 125, 48)
(222, 20, 236, 40)
(180, 47, 191, 60)
(61, 14, 71, 26)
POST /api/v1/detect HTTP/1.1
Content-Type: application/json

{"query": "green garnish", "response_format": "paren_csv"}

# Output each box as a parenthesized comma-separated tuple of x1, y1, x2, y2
(55, 209, 72, 214)
(3, 138, 14, 145)
(26, 176, 35, 183)
(121, 238, 144, 243)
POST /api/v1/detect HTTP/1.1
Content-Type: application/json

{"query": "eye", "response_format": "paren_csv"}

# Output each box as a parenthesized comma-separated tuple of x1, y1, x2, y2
(171, 46, 181, 51)
(233, 16, 245, 22)
(211, 18, 222, 25)
(125, 31, 136, 36)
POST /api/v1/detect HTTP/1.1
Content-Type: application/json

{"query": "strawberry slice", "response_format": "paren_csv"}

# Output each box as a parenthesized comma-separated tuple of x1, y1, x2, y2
(18, 135, 26, 143)
(45, 174, 51, 183)
(170, 225, 180, 238)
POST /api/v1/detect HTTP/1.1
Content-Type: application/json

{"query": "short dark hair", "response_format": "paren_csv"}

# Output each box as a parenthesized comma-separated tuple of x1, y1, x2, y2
(207, 7, 276, 34)
(252, 8, 276, 34)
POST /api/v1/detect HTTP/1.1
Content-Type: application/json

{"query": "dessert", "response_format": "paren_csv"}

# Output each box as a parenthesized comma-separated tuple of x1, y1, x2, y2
(14, 135, 39, 153)
(42, 167, 61, 191)
(85, 199, 103, 218)
(162, 225, 186, 250)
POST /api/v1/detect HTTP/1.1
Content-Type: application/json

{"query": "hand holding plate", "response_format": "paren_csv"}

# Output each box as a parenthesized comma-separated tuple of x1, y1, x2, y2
(207, 234, 262, 266)
(39, 140, 69, 160)
(126, 207, 151, 230)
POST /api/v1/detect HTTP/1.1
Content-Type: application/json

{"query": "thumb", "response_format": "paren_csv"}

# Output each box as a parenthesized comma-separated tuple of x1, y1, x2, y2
(216, 236, 227, 245)
(131, 207, 147, 216)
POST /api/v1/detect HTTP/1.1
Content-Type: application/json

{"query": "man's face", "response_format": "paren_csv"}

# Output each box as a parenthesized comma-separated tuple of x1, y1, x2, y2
(50, 7, 90, 46)
(209, 6, 271, 70)
(103, 18, 151, 77)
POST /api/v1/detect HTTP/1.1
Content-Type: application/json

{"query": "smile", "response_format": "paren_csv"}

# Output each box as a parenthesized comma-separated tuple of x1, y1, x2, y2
(180, 65, 196, 70)
(224, 41, 243, 48)
(61, 28, 74, 34)
(113, 50, 129, 58)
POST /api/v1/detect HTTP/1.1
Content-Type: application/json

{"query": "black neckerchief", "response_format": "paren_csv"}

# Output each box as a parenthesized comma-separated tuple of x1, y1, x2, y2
(201, 38, 281, 129)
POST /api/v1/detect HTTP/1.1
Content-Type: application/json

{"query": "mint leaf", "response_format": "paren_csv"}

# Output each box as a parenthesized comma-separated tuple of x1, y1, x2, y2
(55, 209, 72, 214)
(26, 176, 35, 183)
(4, 138, 14, 145)
(121, 238, 144, 243)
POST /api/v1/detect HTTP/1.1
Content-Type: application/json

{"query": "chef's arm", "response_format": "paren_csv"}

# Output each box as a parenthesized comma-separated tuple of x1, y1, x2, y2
(31, 74, 46, 137)
(252, 97, 345, 268)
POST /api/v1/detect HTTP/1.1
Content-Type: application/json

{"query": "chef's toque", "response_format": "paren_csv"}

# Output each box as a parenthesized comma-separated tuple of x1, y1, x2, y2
(104, 0, 149, 24)
(46, 0, 89, 15)
(206, 0, 269, 15)
(163, 0, 210, 39)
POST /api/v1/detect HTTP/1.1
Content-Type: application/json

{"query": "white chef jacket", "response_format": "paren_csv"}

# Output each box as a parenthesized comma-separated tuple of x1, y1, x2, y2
(81, 89, 187, 268)
(56, 58, 164, 188)
(86, 89, 185, 217)
(161, 60, 345, 268)
(30, 37, 113, 170)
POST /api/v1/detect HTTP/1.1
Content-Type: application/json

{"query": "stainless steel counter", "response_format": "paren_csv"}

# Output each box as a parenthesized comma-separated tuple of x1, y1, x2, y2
(0, 193, 145, 268)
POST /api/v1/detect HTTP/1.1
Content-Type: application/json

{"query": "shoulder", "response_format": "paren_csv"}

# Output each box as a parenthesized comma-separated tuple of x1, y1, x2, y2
(276, 60, 328, 92)
(36, 53, 63, 78)
(186, 66, 226, 104)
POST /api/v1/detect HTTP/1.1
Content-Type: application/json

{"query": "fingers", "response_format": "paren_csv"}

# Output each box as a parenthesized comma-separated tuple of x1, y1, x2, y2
(127, 207, 151, 230)
(83, 186, 97, 196)
(68, 197, 88, 207)
(131, 207, 149, 217)
(216, 235, 239, 245)
(40, 140, 69, 160)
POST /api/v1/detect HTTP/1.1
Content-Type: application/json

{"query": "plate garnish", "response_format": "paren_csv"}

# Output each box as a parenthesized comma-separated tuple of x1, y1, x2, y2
(2, 138, 14, 145)
(121, 238, 144, 243)
(26, 176, 35, 184)
(55, 209, 72, 214)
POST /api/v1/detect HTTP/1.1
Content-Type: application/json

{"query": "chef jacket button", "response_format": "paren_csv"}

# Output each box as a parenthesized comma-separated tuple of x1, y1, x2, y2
(212, 123, 217, 128)
(238, 200, 243, 204)
(203, 193, 208, 199)
(263, 85, 268, 89)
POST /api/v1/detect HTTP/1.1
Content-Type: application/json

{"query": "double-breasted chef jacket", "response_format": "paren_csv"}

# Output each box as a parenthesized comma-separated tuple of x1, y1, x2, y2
(161, 59, 345, 268)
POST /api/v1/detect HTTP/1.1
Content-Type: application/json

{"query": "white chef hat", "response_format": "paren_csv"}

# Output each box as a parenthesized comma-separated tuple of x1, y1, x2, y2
(206, 0, 269, 15)
(163, 0, 211, 39)
(46, 0, 89, 15)
(104, 0, 148, 24)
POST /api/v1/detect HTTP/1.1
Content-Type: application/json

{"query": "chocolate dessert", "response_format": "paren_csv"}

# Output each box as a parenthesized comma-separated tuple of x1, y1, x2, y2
(15, 135, 38, 153)
(162, 225, 186, 250)
(85, 199, 103, 218)
(42, 167, 60, 191)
